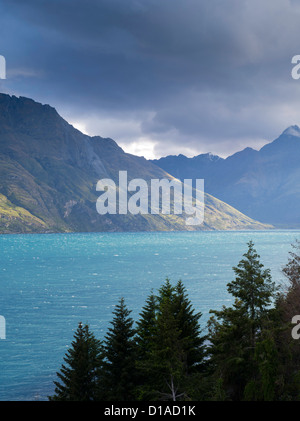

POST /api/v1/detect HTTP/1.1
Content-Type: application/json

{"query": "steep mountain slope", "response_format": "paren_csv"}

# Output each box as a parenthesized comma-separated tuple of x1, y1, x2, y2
(0, 193, 47, 233)
(0, 93, 271, 233)
(152, 127, 300, 227)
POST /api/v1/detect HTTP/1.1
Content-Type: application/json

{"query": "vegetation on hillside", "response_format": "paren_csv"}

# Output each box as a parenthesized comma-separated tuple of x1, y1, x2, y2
(0, 193, 48, 233)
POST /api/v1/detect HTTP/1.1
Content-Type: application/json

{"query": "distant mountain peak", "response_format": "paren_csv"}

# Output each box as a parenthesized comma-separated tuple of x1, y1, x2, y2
(207, 152, 222, 161)
(281, 125, 300, 138)
(191, 152, 222, 163)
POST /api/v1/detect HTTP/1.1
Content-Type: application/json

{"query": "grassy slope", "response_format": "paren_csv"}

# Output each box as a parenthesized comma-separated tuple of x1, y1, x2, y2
(0, 193, 49, 233)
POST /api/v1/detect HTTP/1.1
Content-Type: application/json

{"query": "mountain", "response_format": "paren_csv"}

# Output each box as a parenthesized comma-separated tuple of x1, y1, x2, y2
(0, 93, 271, 233)
(152, 126, 300, 227)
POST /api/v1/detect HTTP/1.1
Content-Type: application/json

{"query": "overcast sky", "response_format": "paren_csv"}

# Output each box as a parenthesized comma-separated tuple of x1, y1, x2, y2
(1, 0, 300, 159)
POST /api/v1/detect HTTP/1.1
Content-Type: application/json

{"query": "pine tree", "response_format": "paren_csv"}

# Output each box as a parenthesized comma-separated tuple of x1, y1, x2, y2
(157, 277, 174, 304)
(149, 291, 186, 400)
(208, 241, 277, 400)
(174, 280, 206, 374)
(135, 292, 157, 358)
(49, 322, 104, 401)
(134, 292, 158, 400)
(227, 240, 276, 349)
(135, 279, 186, 400)
(136, 279, 206, 400)
(208, 300, 251, 400)
(102, 297, 137, 401)
(251, 335, 278, 401)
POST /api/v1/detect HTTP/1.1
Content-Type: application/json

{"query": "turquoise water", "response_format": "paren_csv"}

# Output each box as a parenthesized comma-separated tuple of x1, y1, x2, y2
(0, 230, 299, 401)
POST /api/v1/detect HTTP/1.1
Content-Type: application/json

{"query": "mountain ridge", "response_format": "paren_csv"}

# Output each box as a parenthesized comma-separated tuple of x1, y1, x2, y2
(0, 93, 272, 233)
(152, 126, 300, 227)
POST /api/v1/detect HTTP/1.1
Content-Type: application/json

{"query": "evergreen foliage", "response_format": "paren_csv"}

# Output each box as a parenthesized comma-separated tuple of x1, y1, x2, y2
(49, 322, 104, 401)
(102, 297, 137, 401)
(50, 241, 300, 401)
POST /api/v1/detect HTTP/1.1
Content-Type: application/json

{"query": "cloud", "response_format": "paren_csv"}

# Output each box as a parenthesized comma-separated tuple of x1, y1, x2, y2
(2, 0, 300, 158)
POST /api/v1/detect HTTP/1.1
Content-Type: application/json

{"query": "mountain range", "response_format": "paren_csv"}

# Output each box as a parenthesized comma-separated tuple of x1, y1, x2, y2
(152, 126, 300, 228)
(0, 93, 271, 233)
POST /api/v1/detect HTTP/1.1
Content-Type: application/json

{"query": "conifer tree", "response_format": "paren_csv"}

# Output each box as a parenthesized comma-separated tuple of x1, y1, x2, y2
(49, 322, 104, 401)
(134, 292, 158, 399)
(174, 280, 206, 374)
(136, 279, 206, 400)
(227, 240, 276, 349)
(135, 292, 157, 358)
(208, 241, 277, 400)
(102, 297, 137, 401)
(149, 290, 186, 400)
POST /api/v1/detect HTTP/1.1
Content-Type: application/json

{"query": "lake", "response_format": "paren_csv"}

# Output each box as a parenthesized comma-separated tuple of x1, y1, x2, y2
(0, 230, 299, 400)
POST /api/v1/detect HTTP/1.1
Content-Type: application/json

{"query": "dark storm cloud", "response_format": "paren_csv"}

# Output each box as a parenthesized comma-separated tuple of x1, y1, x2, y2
(1, 0, 300, 158)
